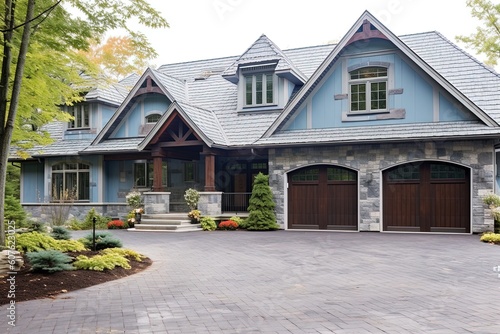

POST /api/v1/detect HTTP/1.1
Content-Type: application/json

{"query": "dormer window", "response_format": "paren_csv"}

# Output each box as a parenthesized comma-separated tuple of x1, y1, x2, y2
(68, 103, 90, 129)
(349, 66, 387, 112)
(245, 73, 274, 106)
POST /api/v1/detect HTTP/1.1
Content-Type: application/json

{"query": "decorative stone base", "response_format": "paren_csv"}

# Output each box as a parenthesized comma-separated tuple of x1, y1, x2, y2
(143, 192, 171, 214)
(198, 192, 223, 216)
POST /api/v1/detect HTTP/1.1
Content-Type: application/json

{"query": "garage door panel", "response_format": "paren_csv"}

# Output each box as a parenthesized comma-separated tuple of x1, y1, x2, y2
(289, 184, 319, 229)
(326, 183, 357, 229)
(289, 166, 358, 230)
(384, 183, 420, 231)
(383, 162, 470, 233)
(431, 182, 469, 232)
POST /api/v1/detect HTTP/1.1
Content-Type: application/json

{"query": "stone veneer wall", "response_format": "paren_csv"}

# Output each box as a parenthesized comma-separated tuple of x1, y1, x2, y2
(269, 139, 494, 233)
(143, 192, 171, 214)
(22, 203, 129, 222)
(198, 192, 223, 216)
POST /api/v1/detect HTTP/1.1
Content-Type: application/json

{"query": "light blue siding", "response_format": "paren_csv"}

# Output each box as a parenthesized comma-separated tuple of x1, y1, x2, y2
(104, 160, 134, 202)
(284, 49, 477, 130)
(112, 95, 170, 138)
(101, 105, 117, 128)
(21, 162, 44, 202)
(439, 93, 477, 121)
(287, 107, 308, 130)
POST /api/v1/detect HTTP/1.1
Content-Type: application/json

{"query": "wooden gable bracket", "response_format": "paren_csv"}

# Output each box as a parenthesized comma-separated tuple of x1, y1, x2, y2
(134, 76, 164, 98)
(346, 19, 389, 46)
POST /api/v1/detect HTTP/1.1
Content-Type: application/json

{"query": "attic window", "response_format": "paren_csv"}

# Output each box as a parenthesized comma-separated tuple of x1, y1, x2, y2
(245, 73, 274, 106)
(146, 113, 161, 123)
(67, 103, 90, 129)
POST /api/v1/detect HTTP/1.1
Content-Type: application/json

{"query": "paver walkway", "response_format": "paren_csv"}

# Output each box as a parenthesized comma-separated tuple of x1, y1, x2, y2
(3, 230, 500, 333)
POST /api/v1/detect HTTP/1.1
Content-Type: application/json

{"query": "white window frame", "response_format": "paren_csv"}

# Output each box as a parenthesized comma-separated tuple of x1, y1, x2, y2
(67, 104, 90, 129)
(244, 72, 275, 107)
(348, 66, 389, 113)
(145, 113, 162, 124)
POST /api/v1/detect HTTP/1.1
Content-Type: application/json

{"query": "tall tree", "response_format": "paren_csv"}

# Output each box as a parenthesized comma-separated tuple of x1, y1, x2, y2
(457, 0, 500, 66)
(0, 0, 168, 245)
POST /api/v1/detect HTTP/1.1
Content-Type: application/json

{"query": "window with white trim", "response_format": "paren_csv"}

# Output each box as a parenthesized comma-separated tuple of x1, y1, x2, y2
(245, 73, 274, 106)
(349, 67, 387, 112)
(68, 104, 90, 129)
(51, 162, 90, 201)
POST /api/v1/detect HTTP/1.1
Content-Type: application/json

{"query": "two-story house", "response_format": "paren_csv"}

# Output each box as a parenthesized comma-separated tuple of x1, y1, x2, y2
(12, 11, 500, 233)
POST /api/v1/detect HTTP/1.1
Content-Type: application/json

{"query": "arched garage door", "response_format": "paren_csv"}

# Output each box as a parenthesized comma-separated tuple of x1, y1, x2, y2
(383, 161, 470, 233)
(288, 165, 358, 230)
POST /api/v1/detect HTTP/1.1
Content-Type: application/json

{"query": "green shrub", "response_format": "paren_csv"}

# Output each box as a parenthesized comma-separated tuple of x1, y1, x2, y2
(28, 221, 47, 233)
(26, 250, 75, 273)
(484, 193, 500, 207)
(184, 188, 200, 210)
(66, 208, 111, 230)
(230, 216, 247, 229)
(101, 248, 144, 261)
(200, 216, 217, 231)
(480, 232, 500, 244)
(51, 226, 72, 240)
(81, 232, 123, 250)
(73, 253, 131, 271)
(246, 173, 280, 231)
(16, 232, 86, 253)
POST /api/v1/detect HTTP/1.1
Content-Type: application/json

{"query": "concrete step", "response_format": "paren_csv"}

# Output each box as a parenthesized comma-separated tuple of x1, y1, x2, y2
(139, 219, 191, 225)
(142, 213, 190, 220)
(132, 222, 201, 232)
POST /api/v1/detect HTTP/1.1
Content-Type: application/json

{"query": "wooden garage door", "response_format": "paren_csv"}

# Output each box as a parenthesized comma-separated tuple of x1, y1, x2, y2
(383, 162, 470, 233)
(288, 166, 357, 230)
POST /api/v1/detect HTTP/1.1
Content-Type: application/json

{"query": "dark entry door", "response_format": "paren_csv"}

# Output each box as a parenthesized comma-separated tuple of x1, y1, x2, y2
(383, 162, 470, 233)
(288, 165, 358, 230)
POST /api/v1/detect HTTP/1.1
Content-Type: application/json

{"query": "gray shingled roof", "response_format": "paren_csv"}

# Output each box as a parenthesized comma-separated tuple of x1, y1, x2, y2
(400, 32, 500, 125)
(11, 29, 500, 159)
(85, 74, 140, 106)
(255, 121, 500, 146)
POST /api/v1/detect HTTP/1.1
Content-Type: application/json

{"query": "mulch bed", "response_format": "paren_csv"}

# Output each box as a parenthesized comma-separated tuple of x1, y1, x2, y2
(0, 251, 152, 305)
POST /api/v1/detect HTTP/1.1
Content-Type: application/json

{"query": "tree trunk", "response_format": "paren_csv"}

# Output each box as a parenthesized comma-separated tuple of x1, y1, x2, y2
(0, 0, 35, 245)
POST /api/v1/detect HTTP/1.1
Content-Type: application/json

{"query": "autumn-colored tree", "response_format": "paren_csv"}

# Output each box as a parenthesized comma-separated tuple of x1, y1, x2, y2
(457, 0, 500, 66)
(79, 36, 153, 81)
(0, 0, 168, 245)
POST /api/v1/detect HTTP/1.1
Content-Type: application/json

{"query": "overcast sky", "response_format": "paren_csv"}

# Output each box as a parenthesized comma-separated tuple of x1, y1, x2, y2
(141, 0, 485, 67)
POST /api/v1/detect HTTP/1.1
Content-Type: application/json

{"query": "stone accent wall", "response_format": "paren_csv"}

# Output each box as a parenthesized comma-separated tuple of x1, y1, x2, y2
(198, 192, 223, 216)
(22, 203, 129, 222)
(269, 139, 494, 233)
(143, 192, 171, 214)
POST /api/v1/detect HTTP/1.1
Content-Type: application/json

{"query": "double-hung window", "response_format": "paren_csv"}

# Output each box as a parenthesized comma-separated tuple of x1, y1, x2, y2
(134, 161, 167, 188)
(349, 67, 387, 112)
(68, 104, 90, 129)
(245, 73, 274, 106)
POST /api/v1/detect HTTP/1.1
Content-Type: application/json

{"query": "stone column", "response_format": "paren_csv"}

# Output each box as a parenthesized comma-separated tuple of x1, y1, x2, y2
(198, 192, 222, 216)
(143, 192, 171, 214)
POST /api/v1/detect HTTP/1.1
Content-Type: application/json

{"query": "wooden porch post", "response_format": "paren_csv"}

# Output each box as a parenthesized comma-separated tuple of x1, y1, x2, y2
(152, 154, 164, 192)
(204, 153, 216, 191)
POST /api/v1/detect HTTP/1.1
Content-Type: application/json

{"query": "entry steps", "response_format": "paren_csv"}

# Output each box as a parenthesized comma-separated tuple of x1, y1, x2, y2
(129, 213, 202, 232)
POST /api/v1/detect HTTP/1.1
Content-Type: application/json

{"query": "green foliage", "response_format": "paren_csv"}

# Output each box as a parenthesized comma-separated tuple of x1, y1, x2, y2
(67, 208, 111, 230)
(16, 232, 86, 253)
(101, 248, 144, 261)
(484, 193, 500, 207)
(26, 250, 74, 273)
(480, 232, 500, 244)
(184, 188, 200, 210)
(73, 253, 131, 271)
(230, 216, 247, 229)
(246, 173, 279, 231)
(28, 221, 47, 233)
(126, 191, 143, 209)
(457, 0, 500, 66)
(200, 216, 217, 231)
(81, 232, 123, 250)
(51, 226, 71, 240)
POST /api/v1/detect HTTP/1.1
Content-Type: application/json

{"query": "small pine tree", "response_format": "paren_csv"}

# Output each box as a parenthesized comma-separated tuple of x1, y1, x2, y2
(246, 173, 279, 231)
(51, 226, 72, 240)
(26, 250, 75, 273)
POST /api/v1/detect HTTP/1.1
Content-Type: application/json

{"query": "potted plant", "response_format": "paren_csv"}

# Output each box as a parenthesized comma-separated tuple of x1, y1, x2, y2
(126, 191, 144, 224)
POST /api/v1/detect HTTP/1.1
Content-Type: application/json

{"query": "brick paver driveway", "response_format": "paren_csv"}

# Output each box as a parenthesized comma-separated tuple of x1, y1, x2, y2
(3, 230, 500, 333)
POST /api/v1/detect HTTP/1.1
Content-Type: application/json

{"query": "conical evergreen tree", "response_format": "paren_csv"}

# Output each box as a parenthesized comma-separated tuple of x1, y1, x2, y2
(246, 173, 279, 231)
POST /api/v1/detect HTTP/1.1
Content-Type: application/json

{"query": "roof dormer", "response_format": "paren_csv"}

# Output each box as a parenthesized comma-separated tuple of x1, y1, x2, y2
(222, 34, 306, 112)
